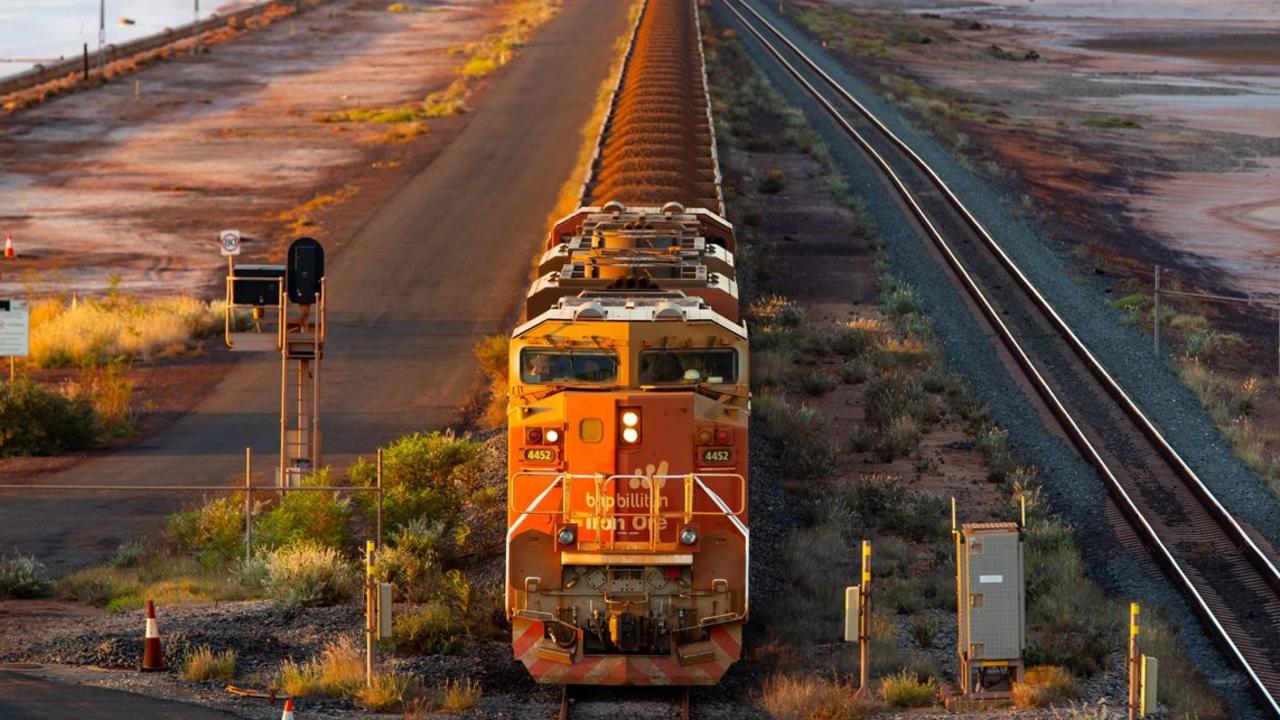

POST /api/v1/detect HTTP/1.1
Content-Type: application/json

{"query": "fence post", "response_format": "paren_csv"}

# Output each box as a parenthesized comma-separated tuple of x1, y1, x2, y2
(243, 447, 253, 563)
(376, 449, 384, 550)
(1152, 266, 1161, 358)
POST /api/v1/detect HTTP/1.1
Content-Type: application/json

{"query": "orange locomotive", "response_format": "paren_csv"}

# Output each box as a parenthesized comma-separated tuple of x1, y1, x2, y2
(505, 0, 747, 686)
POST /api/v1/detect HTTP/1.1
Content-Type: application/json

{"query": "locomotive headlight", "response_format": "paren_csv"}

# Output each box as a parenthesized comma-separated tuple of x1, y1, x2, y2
(557, 525, 577, 546)
(679, 526, 699, 546)
(619, 408, 642, 444)
(545, 428, 560, 444)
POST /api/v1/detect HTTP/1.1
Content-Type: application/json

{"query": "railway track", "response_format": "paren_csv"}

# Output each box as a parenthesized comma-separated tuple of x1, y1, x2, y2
(557, 686, 690, 720)
(720, 0, 1280, 714)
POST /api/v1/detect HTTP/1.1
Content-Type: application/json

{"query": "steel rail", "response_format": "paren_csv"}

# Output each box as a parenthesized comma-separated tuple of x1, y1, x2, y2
(721, 0, 1280, 714)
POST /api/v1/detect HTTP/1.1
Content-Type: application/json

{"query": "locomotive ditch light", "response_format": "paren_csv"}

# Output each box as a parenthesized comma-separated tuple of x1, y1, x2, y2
(545, 428, 561, 444)
(622, 427, 640, 444)
(621, 410, 640, 427)
(679, 526, 699, 546)
(557, 524, 578, 547)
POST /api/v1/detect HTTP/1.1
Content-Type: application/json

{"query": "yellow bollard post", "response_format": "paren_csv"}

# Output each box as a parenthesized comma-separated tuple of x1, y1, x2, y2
(1128, 603, 1140, 720)
(858, 540, 872, 695)
(365, 540, 375, 688)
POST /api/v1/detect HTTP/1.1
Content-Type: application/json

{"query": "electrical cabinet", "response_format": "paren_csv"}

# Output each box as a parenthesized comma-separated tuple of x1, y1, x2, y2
(957, 522, 1024, 693)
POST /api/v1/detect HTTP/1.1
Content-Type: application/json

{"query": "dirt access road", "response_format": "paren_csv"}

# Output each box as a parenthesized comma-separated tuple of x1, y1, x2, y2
(0, 0, 634, 571)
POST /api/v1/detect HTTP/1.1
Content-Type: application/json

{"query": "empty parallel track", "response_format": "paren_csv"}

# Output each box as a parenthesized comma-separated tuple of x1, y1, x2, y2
(721, 0, 1280, 714)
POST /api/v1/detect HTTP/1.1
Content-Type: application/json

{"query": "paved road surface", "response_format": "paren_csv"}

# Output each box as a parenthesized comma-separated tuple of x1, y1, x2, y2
(0, 0, 633, 571)
(0, 671, 240, 719)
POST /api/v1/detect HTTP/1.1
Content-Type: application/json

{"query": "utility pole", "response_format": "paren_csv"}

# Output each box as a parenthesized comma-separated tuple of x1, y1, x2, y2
(1152, 266, 1161, 357)
(98, 0, 106, 77)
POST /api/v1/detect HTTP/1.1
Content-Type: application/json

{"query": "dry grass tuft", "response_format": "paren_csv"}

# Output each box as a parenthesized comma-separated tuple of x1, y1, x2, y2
(30, 295, 219, 368)
(181, 645, 236, 682)
(439, 678, 483, 713)
(355, 671, 421, 711)
(1012, 665, 1076, 708)
(879, 670, 937, 707)
(760, 675, 873, 719)
(276, 636, 363, 698)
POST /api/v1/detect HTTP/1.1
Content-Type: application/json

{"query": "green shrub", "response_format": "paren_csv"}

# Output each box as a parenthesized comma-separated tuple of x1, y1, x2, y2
(879, 670, 937, 707)
(375, 518, 450, 602)
(264, 542, 356, 608)
(394, 602, 465, 655)
(0, 551, 50, 598)
(254, 475, 351, 551)
(840, 358, 872, 385)
(166, 494, 245, 567)
(110, 541, 145, 569)
(349, 430, 483, 535)
(0, 380, 97, 456)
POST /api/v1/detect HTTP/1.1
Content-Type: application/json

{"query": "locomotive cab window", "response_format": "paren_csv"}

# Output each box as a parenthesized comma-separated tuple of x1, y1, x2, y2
(520, 349, 618, 384)
(639, 349, 738, 384)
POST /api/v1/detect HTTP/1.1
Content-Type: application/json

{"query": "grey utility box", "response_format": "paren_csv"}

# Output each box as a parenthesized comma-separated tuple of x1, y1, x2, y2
(957, 522, 1024, 693)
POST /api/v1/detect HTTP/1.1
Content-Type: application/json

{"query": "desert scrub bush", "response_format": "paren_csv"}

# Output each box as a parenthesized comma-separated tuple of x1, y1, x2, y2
(253, 473, 351, 551)
(374, 518, 454, 602)
(56, 552, 259, 608)
(394, 602, 465, 655)
(29, 295, 219, 368)
(1135, 612, 1226, 719)
(276, 636, 362, 698)
(757, 168, 785, 194)
(830, 476, 948, 543)
(879, 279, 922, 319)
(0, 550, 49, 598)
(348, 430, 484, 535)
(752, 348, 792, 389)
(356, 671, 420, 712)
(760, 675, 872, 719)
(879, 576, 923, 615)
(748, 295, 805, 330)
(794, 369, 837, 397)
(1011, 665, 1077, 708)
(166, 494, 246, 567)
(840, 358, 872, 385)
(0, 380, 97, 456)
(181, 645, 236, 682)
(830, 319, 882, 358)
(908, 616, 938, 648)
(753, 394, 837, 479)
(879, 670, 937, 707)
(1081, 116, 1141, 129)
(974, 423, 1015, 479)
(264, 542, 356, 608)
(1023, 521, 1117, 675)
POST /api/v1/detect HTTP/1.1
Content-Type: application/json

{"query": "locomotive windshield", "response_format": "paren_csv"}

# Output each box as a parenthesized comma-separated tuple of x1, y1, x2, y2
(639, 349, 738, 384)
(520, 349, 618, 384)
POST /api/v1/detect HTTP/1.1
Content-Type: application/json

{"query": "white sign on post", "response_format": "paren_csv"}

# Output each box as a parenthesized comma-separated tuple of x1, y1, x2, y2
(219, 229, 241, 257)
(0, 300, 30, 357)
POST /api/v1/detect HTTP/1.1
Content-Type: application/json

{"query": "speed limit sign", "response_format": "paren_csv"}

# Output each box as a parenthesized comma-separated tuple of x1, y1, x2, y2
(219, 229, 241, 257)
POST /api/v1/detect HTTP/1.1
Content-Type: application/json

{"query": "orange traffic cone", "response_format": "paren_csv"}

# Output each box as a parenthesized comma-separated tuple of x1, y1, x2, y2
(281, 698, 296, 720)
(141, 600, 166, 671)
(3, 233, 14, 259)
